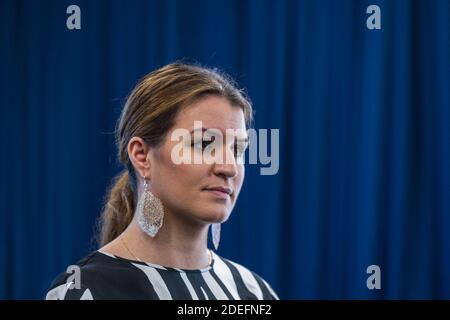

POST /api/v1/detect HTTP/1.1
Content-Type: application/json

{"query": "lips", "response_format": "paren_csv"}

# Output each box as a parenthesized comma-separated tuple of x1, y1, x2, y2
(204, 186, 233, 196)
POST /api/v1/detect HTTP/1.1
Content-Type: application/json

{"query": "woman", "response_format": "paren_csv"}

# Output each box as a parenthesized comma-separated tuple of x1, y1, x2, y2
(46, 62, 279, 300)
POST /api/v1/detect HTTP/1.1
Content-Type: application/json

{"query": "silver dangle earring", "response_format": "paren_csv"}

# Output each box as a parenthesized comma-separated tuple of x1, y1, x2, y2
(137, 176, 164, 237)
(211, 223, 221, 250)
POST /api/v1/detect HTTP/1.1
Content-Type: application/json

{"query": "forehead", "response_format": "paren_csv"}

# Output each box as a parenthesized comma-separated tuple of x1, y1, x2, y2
(174, 95, 246, 132)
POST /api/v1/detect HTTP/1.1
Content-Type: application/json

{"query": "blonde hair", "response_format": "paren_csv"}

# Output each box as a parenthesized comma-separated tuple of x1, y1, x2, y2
(98, 62, 253, 246)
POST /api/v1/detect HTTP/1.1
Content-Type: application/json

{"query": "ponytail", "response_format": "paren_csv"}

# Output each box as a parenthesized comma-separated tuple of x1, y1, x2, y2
(99, 170, 136, 246)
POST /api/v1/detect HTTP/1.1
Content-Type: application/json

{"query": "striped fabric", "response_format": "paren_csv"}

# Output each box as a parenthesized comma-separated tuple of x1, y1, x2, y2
(46, 251, 279, 300)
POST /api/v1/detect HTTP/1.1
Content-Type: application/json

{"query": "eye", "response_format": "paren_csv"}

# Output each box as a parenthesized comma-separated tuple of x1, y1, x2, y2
(233, 144, 246, 158)
(192, 138, 214, 151)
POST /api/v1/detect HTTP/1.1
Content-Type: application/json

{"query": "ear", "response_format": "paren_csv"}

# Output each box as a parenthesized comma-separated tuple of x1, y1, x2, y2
(127, 136, 151, 179)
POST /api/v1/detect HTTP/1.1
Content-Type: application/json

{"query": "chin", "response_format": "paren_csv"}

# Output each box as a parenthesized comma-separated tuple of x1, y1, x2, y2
(197, 206, 231, 224)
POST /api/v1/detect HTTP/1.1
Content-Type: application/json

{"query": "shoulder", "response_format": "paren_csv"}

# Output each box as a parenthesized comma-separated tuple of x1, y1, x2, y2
(45, 251, 153, 300)
(212, 252, 279, 300)
(46, 252, 98, 300)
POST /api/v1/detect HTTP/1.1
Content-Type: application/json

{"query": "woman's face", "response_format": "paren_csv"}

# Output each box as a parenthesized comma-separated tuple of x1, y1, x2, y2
(148, 95, 248, 225)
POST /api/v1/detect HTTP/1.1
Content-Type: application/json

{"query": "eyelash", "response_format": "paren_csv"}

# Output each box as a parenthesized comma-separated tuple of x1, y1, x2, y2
(192, 140, 245, 158)
(192, 140, 213, 150)
(234, 145, 245, 158)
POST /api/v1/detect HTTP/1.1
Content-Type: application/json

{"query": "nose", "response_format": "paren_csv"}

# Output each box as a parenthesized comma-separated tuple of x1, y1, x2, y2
(212, 146, 238, 178)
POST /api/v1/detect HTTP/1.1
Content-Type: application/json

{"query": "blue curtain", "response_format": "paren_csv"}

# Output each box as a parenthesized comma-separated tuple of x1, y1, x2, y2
(1, 0, 449, 299)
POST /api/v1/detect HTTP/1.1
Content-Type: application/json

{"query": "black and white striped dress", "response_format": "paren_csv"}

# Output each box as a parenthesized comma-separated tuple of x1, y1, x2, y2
(46, 250, 279, 300)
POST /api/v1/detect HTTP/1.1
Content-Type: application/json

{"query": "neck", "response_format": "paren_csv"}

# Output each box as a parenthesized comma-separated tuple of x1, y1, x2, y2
(120, 212, 211, 270)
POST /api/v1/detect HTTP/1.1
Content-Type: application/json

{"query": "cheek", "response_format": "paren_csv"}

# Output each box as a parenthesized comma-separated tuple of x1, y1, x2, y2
(158, 153, 204, 195)
(152, 147, 183, 193)
(160, 156, 188, 185)
(233, 165, 245, 194)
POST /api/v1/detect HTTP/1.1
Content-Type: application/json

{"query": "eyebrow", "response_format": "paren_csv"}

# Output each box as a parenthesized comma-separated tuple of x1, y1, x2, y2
(190, 127, 249, 143)
(190, 127, 209, 134)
